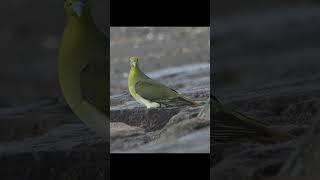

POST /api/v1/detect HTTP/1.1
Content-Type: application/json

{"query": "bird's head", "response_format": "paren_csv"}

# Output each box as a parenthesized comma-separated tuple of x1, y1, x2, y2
(129, 56, 139, 68)
(64, 0, 91, 18)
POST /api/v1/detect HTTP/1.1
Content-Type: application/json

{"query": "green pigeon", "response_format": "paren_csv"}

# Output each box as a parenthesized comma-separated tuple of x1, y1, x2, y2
(128, 56, 198, 108)
(212, 95, 293, 144)
(58, 0, 108, 136)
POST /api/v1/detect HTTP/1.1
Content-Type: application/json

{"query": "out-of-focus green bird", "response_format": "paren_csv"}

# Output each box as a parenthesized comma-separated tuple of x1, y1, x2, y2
(212, 95, 293, 144)
(58, 0, 108, 136)
(128, 56, 198, 108)
(211, 95, 294, 165)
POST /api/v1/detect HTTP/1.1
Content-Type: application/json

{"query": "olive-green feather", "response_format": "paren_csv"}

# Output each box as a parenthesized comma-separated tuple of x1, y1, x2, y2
(58, 0, 108, 135)
(128, 56, 197, 107)
(80, 62, 108, 114)
(135, 79, 178, 100)
(135, 79, 194, 106)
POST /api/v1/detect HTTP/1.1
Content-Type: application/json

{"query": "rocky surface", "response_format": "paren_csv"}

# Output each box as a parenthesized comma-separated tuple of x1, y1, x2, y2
(110, 65, 210, 153)
(279, 114, 320, 178)
(212, 4, 320, 180)
(0, 100, 108, 180)
(110, 27, 210, 153)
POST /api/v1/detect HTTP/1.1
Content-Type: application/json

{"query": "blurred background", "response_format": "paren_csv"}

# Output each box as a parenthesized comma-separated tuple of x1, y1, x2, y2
(0, 0, 108, 108)
(0, 1, 109, 179)
(212, 1, 320, 179)
(213, 0, 320, 95)
(110, 27, 210, 96)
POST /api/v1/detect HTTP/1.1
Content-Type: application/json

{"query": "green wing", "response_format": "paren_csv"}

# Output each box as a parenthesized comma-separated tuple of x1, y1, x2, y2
(80, 62, 108, 115)
(135, 79, 178, 101)
(79, 28, 108, 115)
(135, 79, 196, 106)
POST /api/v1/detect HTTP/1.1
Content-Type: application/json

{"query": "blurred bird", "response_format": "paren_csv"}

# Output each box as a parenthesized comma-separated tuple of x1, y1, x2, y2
(212, 95, 293, 144)
(58, 0, 108, 136)
(211, 95, 294, 165)
(128, 56, 198, 108)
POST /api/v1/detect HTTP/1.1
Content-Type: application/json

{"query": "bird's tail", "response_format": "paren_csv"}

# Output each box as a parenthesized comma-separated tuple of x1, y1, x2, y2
(179, 95, 201, 107)
(212, 96, 294, 144)
(161, 95, 200, 107)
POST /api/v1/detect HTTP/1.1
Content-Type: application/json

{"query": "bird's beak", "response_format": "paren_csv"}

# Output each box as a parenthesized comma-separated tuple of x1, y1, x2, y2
(72, 1, 85, 17)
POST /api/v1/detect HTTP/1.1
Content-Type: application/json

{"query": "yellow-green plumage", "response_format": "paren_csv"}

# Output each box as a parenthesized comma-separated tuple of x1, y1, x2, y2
(59, 0, 108, 136)
(128, 56, 197, 108)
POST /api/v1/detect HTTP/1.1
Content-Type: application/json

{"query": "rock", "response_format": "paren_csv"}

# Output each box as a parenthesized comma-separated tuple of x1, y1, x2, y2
(279, 114, 320, 177)
(111, 106, 210, 153)
(0, 98, 78, 142)
(212, 141, 299, 180)
(0, 97, 108, 180)
(110, 122, 145, 139)
(0, 124, 107, 180)
(126, 127, 209, 153)
(198, 98, 210, 119)
(110, 107, 181, 132)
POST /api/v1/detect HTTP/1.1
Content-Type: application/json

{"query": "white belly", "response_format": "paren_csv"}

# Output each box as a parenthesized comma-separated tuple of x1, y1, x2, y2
(134, 94, 160, 108)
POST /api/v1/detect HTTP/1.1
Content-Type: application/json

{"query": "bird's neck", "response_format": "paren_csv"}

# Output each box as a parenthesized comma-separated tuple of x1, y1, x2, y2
(65, 15, 96, 31)
(129, 65, 144, 82)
